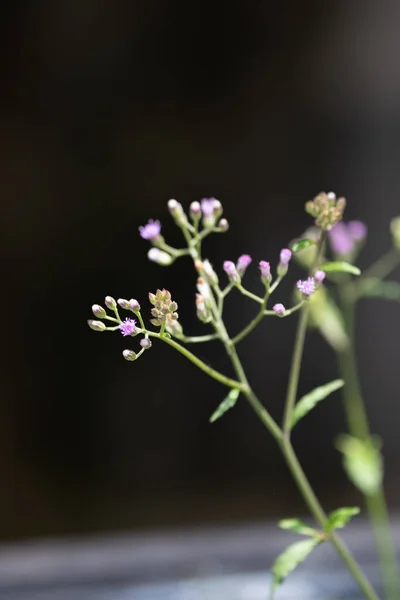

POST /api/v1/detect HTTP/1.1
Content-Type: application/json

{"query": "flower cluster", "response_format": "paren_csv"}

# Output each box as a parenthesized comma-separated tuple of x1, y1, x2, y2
(305, 191, 346, 231)
(148, 288, 179, 328)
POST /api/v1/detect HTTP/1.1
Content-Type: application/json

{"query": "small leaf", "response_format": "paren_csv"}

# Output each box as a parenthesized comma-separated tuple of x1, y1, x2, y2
(292, 379, 344, 428)
(319, 261, 361, 276)
(358, 278, 400, 301)
(325, 507, 360, 533)
(209, 388, 240, 423)
(270, 538, 319, 596)
(291, 239, 316, 253)
(336, 434, 383, 496)
(279, 518, 318, 537)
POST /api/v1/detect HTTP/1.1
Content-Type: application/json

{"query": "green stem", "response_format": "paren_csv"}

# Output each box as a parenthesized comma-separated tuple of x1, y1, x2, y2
(282, 304, 310, 436)
(146, 331, 243, 390)
(361, 248, 400, 282)
(236, 285, 264, 304)
(179, 333, 219, 343)
(338, 293, 399, 599)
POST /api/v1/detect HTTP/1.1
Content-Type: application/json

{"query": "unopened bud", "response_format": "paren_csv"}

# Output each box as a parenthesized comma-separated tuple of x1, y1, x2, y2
(148, 247, 174, 266)
(217, 218, 229, 231)
(259, 261, 272, 285)
(314, 270, 326, 284)
(165, 317, 183, 337)
(117, 298, 130, 310)
(196, 293, 212, 323)
(88, 320, 106, 332)
(189, 201, 201, 221)
(273, 303, 285, 316)
(390, 217, 400, 250)
(236, 254, 252, 277)
(92, 304, 106, 318)
(202, 259, 219, 285)
(277, 248, 292, 276)
(129, 299, 141, 313)
(123, 349, 137, 361)
(223, 260, 240, 284)
(140, 338, 152, 349)
(105, 296, 117, 310)
(168, 199, 187, 224)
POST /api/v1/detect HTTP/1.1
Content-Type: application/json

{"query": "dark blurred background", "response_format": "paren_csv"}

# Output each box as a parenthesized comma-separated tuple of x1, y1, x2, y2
(1, 0, 399, 542)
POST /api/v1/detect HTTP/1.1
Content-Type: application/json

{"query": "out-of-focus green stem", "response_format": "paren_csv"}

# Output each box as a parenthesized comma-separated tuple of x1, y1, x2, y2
(338, 290, 400, 600)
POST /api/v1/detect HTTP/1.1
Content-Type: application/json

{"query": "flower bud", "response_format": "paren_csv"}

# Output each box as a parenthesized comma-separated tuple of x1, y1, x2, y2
(129, 299, 141, 313)
(236, 254, 252, 277)
(92, 304, 106, 319)
(189, 201, 201, 221)
(277, 249, 292, 276)
(314, 270, 326, 284)
(391, 216, 400, 250)
(223, 260, 240, 284)
(202, 259, 219, 285)
(123, 349, 137, 361)
(88, 320, 106, 332)
(140, 338, 152, 349)
(117, 298, 130, 310)
(259, 261, 272, 285)
(273, 303, 285, 316)
(217, 218, 229, 231)
(201, 197, 221, 228)
(168, 199, 187, 225)
(105, 296, 117, 310)
(196, 293, 212, 323)
(148, 248, 173, 266)
(166, 317, 183, 337)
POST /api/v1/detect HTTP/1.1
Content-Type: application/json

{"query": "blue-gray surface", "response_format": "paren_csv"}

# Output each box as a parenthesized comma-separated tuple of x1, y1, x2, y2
(0, 519, 396, 599)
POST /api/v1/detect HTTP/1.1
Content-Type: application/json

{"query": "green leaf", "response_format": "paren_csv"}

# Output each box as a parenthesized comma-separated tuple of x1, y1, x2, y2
(336, 434, 383, 496)
(279, 518, 317, 537)
(291, 239, 316, 253)
(291, 379, 344, 428)
(209, 388, 240, 423)
(270, 538, 319, 596)
(319, 261, 361, 276)
(358, 278, 400, 301)
(325, 507, 360, 533)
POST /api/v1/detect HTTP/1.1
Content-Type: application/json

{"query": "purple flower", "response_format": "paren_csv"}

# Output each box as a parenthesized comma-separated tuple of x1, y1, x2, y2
(297, 277, 316, 296)
(348, 220, 367, 241)
(280, 248, 292, 266)
(314, 270, 326, 284)
(201, 198, 217, 216)
(328, 222, 353, 254)
(119, 318, 136, 337)
(237, 254, 252, 276)
(139, 219, 161, 241)
(273, 303, 285, 315)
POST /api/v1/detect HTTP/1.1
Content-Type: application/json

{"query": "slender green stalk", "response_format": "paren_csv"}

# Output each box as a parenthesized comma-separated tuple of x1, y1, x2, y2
(282, 304, 310, 436)
(179, 333, 219, 343)
(236, 285, 264, 304)
(146, 331, 244, 390)
(338, 292, 399, 599)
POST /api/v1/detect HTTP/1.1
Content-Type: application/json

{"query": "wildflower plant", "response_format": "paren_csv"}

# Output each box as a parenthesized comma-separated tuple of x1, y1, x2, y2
(88, 193, 400, 599)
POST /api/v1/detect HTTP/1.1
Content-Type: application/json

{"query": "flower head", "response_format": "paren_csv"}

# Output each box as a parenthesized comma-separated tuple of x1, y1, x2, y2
(119, 318, 136, 337)
(328, 222, 354, 254)
(273, 303, 285, 315)
(201, 198, 217, 216)
(139, 219, 161, 241)
(348, 220, 367, 241)
(297, 277, 316, 296)
(237, 254, 252, 276)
